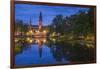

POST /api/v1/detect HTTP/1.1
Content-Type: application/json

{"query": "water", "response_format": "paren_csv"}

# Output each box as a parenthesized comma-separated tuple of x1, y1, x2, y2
(15, 37, 95, 67)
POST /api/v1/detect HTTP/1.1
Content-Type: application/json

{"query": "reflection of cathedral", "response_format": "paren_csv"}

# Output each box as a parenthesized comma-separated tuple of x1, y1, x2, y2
(26, 12, 48, 37)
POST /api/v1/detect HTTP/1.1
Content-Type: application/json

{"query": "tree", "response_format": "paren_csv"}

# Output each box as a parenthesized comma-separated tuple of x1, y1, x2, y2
(15, 20, 28, 33)
(49, 8, 95, 37)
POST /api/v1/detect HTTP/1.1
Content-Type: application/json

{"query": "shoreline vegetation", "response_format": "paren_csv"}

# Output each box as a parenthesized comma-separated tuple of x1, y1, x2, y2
(15, 8, 95, 43)
(14, 7, 95, 65)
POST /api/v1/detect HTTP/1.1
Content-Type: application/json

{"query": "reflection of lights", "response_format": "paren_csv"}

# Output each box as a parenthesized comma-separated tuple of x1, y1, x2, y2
(50, 38, 56, 43)
(29, 39, 33, 43)
(52, 39, 55, 41)
(43, 30, 46, 33)
(26, 37, 30, 41)
(86, 44, 94, 48)
(37, 39, 39, 43)
(43, 39, 46, 43)
(26, 37, 33, 43)
(52, 39, 56, 43)
(51, 32, 56, 36)
(36, 39, 40, 43)
(35, 38, 47, 44)
(15, 38, 18, 42)
(86, 36, 95, 41)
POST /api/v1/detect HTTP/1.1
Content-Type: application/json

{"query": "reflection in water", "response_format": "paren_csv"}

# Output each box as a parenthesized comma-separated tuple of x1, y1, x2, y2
(15, 37, 95, 66)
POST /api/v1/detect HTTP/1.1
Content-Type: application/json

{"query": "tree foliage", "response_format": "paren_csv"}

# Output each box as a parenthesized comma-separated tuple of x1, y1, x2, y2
(49, 8, 95, 36)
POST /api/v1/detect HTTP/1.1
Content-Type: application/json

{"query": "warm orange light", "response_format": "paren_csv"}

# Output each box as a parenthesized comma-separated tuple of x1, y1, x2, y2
(43, 30, 46, 33)
(26, 30, 34, 36)
(26, 37, 33, 43)
(15, 38, 18, 42)
(86, 44, 94, 48)
(26, 32, 29, 35)
(36, 30, 39, 33)
(43, 39, 46, 43)
(29, 39, 33, 43)
(26, 37, 30, 41)
(29, 30, 33, 34)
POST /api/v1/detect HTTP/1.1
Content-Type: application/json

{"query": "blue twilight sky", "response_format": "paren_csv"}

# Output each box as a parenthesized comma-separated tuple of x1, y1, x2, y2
(15, 4, 89, 26)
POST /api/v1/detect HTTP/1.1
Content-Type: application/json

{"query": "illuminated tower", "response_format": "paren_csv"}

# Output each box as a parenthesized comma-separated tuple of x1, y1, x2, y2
(38, 12, 42, 31)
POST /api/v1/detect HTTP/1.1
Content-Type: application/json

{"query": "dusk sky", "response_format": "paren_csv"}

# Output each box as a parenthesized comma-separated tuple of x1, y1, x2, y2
(15, 4, 89, 26)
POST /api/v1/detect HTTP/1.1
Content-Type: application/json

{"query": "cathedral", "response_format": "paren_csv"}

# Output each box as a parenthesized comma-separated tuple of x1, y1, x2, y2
(26, 12, 48, 37)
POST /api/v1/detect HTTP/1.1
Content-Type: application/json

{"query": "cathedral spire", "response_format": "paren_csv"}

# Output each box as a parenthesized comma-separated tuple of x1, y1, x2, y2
(38, 12, 42, 31)
(39, 12, 42, 22)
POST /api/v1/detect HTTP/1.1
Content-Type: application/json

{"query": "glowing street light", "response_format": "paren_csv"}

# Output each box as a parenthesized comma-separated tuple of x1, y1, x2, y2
(43, 30, 46, 34)
(26, 37, 33, 43)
